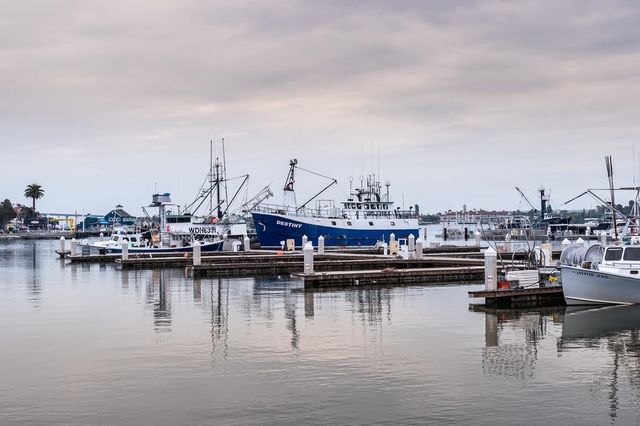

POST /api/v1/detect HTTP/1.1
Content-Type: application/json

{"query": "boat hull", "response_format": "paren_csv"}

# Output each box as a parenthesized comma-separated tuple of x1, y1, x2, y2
(102, 241, 223, 254)
(561, 265, 640, 305)
(251, 212, 419, 248)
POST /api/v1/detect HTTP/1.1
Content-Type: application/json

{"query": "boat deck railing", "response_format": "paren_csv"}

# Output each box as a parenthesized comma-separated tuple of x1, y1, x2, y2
(252, 203, 419, 220)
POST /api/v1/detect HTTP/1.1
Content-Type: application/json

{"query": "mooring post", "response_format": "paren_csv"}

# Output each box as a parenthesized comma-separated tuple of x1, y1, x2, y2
(303, 241, 314, 274)
(600, 232, 607, 246)
(243, 235, 250, 252)
(318, 235, 324, 255)
(193, 240, 201, 266)
(382, 242, 388, 256)
(59, 236, 66, 257)
(415, 237, 423, 259)
(70, 238, 77, 256)
(540, 243, 553, 266)
(121, 242, 129, 261)
(408, 233, 415, 254)
(484, 247, 497, 291)
(475, 231, 481, 247)
(504, 232, 512, 252)
(301, 235, 308, 250)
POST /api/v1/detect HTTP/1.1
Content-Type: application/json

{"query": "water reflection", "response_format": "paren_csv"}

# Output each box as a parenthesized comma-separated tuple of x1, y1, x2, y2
(558, 305, 640, 422)
(146, 269, 172, 332)
(27, 242, 40, 306)
(208, 278, 229, 362)
(479, 307, 563, 379)
(344, 287, 393, 326)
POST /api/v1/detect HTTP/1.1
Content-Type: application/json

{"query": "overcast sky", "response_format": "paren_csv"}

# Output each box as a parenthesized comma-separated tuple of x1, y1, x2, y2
(2, 0, 640, 216)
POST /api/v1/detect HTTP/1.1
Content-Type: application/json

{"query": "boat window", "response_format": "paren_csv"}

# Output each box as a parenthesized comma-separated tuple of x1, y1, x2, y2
(623, 247, 640, 261)
(369, 221, 374, 226)
(357, 204, 362, 209)
(605, 247, 623, 261)
(391, 221, 395, 226)
(347, 221, 352, 226)
(130, 237, 137, 242)
(383, 204, 388, 209)
(331, 221, 337, 226)
(364, 204, 369, 209)
(113, 236, 119, 242)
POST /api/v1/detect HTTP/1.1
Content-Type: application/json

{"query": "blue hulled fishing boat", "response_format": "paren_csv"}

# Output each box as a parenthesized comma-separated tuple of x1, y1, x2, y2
(251, 159, 420, 248)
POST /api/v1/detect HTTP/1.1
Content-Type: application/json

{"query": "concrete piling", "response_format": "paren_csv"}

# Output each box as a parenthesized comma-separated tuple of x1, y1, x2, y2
(70, 238, 77, 256)
(415, 238, 423, 259)
(59, 236, 66, 255)
(193, 240, 201, 266)
(484, 247, 497, 291)
(301, 235, 308, 249)
(121, 242, 129, 261)
(303, 242, 314, 274)
(318, 236, 325, 255)
(243, 235, 250, 252)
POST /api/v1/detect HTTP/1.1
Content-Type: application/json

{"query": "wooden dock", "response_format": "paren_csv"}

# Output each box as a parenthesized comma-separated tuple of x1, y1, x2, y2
(292, 266, 484, 288)
(468, 286, 565, 308)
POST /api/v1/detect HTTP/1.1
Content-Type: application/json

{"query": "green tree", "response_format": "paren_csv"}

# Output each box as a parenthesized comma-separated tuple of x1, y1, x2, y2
(0, 199, 17, 229)
(24, 183, 44, 210)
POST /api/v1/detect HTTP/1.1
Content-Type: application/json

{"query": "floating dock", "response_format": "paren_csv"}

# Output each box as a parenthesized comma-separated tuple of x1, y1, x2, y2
(293, 266, 484, 289)
(468, 286, 565, 308)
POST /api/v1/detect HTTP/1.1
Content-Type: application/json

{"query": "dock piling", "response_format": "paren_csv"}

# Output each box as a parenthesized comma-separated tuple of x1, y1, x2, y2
(484, 247, 497, 291)
(415, 238, 423, 259)
(474, 231, 481, 247)
(193, 241, 201, 266)
(301, 235, 308, 249)
(59, 237, 66, 256)
(318, 236, 325, 255)
(70, 238, 77, 256)
(243, 235, 250, 252)
(408, 234, 415, 254)
(121, 242, 129, 261)
(303, 242, 314, 274)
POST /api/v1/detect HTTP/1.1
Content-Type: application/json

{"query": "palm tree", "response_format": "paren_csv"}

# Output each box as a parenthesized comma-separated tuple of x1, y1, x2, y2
(24, 183, 45, 211)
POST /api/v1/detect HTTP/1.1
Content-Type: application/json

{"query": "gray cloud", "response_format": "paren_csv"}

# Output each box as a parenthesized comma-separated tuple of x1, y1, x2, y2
(1, 0, 640, 214)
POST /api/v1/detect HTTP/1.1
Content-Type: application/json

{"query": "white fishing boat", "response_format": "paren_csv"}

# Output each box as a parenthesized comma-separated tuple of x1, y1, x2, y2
(560, 244, 640, 305)
(80, 193, 224, 254)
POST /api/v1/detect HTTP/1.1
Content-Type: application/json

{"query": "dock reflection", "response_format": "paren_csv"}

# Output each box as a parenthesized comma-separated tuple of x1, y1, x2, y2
(478, 306, 564, 379)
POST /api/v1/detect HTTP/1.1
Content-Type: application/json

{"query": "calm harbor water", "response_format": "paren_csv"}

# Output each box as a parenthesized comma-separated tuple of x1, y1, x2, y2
(2, 240, 639, 425)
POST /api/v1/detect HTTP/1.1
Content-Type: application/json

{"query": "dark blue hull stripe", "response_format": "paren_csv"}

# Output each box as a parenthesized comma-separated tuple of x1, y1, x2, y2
(252, 212, 419, 247)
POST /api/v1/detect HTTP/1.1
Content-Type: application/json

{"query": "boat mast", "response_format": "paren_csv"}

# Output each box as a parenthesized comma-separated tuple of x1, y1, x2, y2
(215, 158, 222, 219)
(283, 159, 298, 208)
(209, 140, 213, 217)
(606, 155, 618, 240)
(222, 137, 229, 219)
